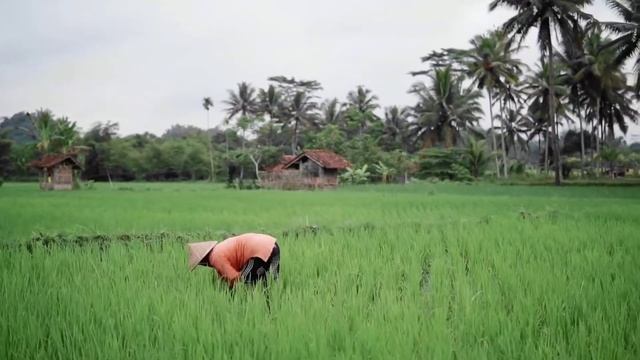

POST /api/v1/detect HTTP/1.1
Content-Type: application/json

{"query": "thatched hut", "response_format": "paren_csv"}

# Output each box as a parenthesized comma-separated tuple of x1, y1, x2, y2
(31, 153, 81, 190)
(261, 149, 351, 190)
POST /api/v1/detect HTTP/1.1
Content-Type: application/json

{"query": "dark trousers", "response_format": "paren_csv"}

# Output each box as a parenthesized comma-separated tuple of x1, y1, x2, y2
(240, 243, 280, 285)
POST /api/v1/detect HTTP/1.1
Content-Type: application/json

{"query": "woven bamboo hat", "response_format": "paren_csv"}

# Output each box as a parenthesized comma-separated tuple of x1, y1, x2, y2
(186, 241, 217, 271)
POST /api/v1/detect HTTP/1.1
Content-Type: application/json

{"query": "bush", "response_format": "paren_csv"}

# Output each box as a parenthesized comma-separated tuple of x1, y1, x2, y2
(340, 165, 371, 185)
(416, 148, 472, 181)
(509, 162, 526, 176)
(226, 178, 261, 190)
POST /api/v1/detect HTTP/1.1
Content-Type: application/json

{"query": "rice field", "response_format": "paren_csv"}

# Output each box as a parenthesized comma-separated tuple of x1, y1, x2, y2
(1, 182, 639, 359)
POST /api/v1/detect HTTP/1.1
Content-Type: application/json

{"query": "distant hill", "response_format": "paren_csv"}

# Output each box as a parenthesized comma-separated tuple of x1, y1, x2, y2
(0, 112, 37, 144)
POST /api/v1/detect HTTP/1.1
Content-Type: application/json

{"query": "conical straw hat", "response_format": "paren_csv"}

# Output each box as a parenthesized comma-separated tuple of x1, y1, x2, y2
(186, 241, 217, 271)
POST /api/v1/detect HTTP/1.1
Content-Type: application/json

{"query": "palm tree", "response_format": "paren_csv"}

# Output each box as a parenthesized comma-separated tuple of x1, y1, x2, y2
(224, 82, 259, 121)
(463, 138, 491, 178)
(524, 98, 551, 171)
(320, 98, 343, 127)
(285, 91, 318, 154)
(258, 85, 282, 121)
(602, 0, 640, 93)
(267, 76, 322, 153)
(409, 67, 484, 148)
(558, 23, 589, 173)
(202, 97, 215, 182)
(578, 30, 638, 165)
(224, 83, 260, 181)
(345, 86, 380, 136)
(496, 107, 529, 162)
(381, 106, 411, 152)
(461, 30, 525, 178)
(490, 0, 594, 185)
(522, 62, 570, 173)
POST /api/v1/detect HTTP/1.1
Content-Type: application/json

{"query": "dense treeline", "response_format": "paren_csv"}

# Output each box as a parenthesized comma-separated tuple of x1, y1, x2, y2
(1, 0, 640, 185)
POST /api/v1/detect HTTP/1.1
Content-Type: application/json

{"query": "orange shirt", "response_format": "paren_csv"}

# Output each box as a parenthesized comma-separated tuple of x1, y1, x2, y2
(209, 233, 277, 284)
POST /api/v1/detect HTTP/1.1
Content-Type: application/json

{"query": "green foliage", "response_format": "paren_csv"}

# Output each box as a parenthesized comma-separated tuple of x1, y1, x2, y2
(1, 183, 640, 358)
(409, 67, 484, 148)
(462, 138, 490, 178)
(339, 165, 371, 184)
(508, 161, 527, 176)
(372, 161, 396, 183)
(304, 125, 346, 154)
(417, 147, 471, 181)
(598, 146, 623, 176)
(344, 135, 383, 168)
(0, 131, 11, 183)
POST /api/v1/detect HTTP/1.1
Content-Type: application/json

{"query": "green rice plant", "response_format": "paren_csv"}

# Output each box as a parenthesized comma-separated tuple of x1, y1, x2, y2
(0, 182, 639, 358)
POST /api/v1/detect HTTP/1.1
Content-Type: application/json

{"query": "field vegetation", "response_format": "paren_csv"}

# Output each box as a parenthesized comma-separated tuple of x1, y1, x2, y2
(1, 182, 639, 358)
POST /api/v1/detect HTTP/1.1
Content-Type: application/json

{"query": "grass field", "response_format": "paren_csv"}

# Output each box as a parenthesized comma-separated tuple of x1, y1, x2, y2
(1, 182, 639, 359)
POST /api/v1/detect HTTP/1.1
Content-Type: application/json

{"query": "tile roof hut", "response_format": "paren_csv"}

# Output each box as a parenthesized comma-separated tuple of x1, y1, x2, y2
(261, 149, 351, 189)
(31, 153, 81, 190)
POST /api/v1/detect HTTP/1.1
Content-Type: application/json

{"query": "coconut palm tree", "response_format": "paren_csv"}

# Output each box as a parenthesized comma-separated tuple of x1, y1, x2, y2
(320, 98, 344, 127)
(460, 30, 525, 178)
(522, 62, 570, 172)
(224, 82, 259, 121)
(345, 86, 380, 136)
(381, 106, 411, 152)
(558, 23, 589, 173)
(523, 98, 551, 170)
(267, 76, 322, 153)
(496, 107, 530, 162)
(258, 85, 282, 121)
(224, 83, 260, 181)
(602, 0, 640, 93)
(285, 91, 319, 154)
(579, 31, 637, 141)
(409, 67, 484, 148)
(463, 137, 491, 178)
(490, 0, 594, 185)
(201, 97, 215, 182)
(577, 30, 638, 160)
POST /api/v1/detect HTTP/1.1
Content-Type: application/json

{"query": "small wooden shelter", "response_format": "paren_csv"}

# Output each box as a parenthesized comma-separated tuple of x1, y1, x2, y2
(261, 149, 351, 190)
(31, 153, 81, 190)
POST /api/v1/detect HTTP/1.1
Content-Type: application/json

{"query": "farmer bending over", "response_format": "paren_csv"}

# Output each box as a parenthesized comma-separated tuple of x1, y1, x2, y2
(187, 233, 280, 288)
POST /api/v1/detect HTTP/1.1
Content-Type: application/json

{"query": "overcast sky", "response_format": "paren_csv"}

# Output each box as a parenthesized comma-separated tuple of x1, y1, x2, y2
(1, 0, 638, 142)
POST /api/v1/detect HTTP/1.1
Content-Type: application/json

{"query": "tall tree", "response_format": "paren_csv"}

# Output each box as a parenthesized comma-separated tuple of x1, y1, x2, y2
(286, 91, 318, 154)
(258, 85, 282, 121)
(0, 131, 11, 183)
(523, 62, 570, 172)
(320, 98, 344, 127)
(603, 0, 640, 93)
(461, 30, 525, 178)
(381, 106, 411, 152)
(496, 107, 530, 162)
(583, 31, 638, 142)
(267, 76, 322, 154)
(558, 23, 589, 173)
(409, 67, 484, 148)
(224, 82, 259, 122)
(344, 86, 380, 137)
(490, 0, 594, 185)
(202, 97, 215, 182)
(224, 83, 260, 181)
